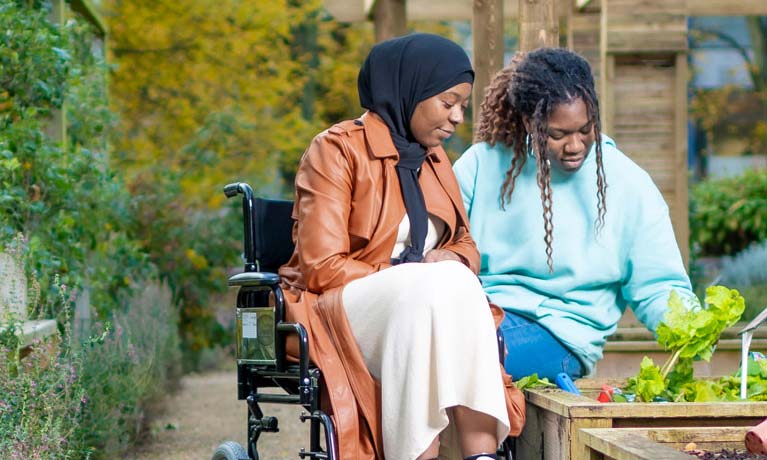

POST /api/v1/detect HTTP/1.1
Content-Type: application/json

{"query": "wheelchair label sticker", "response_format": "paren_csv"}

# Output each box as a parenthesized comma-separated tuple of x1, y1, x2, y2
(242, 312, 258, 338)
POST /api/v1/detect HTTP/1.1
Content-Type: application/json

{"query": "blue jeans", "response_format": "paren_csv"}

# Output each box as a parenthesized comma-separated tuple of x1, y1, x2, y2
(499, 311, 585, 381)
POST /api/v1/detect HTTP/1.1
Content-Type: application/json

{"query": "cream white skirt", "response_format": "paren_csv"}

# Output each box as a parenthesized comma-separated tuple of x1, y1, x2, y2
(342, 260, 510, 460)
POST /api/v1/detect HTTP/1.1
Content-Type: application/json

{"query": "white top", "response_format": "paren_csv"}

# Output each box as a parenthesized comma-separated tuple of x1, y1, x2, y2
(390, 213, 447, 259)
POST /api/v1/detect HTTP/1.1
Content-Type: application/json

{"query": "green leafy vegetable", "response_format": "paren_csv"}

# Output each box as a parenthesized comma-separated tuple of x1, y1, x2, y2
(656, 286, 745, 378)
(623, 286, 747, 402)
(626, 357, 667, 402)
(515, 373, 556, 391)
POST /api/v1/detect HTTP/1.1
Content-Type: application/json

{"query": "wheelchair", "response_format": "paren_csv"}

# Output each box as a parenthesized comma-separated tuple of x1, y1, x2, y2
(212, 182, 515, 460)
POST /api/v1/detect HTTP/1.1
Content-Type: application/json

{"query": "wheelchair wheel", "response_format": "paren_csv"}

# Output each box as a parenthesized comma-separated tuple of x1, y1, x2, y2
(211, 441, 251, 460)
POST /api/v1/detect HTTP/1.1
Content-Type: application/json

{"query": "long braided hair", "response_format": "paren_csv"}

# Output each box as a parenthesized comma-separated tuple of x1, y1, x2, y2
(475, 48, 607, 272)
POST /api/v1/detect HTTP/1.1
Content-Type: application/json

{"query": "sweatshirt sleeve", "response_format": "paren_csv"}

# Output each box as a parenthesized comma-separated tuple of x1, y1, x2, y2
(452, 144, 480, 218)
(620, 179, 696, 333)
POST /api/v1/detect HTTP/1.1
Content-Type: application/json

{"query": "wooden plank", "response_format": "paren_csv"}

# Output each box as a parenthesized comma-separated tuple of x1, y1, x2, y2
(601, 54, 615, 142)
(524, 388, 767, 420)
(640, 426, 748, 450)
(581, 426, 751, 459)
(519, 0, 560, 51)
(580, 428, 696, 460)
(69, 0, 107, 37)
(610, 54, 693, 248)
(685, 0, 767, 16)
(573, 418, 614, 459)
(322, 0, 767, 21)
(604, 0, 687, 53)
(472, 0, 504, 126)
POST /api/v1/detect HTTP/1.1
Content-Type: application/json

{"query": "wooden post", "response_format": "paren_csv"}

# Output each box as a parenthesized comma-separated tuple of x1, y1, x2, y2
(519, 0, 559, 52)
(45, 0, 67, 148)
(471, 0, 504, 126)
(674, 52, 690, 265)
(372, 0, 407, 43)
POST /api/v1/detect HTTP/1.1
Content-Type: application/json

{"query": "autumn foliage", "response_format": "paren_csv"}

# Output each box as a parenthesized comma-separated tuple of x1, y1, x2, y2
(104, 0, 374, 363)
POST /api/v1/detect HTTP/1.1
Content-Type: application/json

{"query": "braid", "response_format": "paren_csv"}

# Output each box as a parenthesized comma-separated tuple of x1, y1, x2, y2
(477, 53, 528, 210)
(531, 103, 555, 272)
(476, 48, 607, 271)
(576, 83, 607, 232)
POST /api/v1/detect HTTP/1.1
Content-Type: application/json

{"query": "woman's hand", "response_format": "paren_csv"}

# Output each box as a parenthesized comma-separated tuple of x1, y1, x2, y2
(422, 249, 463, 264)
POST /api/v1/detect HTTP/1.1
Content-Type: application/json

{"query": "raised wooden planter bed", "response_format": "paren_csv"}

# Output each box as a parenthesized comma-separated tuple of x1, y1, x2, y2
(580, 426, 750, 460)
(517, 382, 767, 460)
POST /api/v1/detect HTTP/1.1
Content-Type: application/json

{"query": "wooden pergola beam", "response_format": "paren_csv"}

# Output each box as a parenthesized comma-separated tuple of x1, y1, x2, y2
(685, 0, 767, 16)
(70, 0, 107, 38)
(324, 0, 767, 21)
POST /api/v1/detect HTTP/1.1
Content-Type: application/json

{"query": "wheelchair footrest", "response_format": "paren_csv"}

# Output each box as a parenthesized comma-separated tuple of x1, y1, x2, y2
(299, 448, 329, 460)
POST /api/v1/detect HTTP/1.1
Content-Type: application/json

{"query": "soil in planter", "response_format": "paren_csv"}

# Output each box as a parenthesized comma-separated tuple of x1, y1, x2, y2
(689, 448, 767, 459)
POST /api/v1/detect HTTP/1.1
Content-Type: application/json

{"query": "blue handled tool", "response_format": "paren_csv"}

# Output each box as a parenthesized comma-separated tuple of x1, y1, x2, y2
(555, 372, 581, 395)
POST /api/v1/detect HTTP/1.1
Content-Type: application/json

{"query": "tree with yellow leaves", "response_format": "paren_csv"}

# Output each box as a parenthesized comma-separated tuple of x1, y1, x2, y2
(104, 0, 374, 365)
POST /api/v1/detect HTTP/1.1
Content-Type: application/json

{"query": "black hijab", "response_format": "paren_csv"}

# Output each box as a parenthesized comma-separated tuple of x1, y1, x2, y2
(358, 33, 474, 264)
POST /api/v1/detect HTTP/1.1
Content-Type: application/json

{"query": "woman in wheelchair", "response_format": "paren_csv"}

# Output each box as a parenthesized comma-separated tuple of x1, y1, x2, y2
(277, 33, 524, 460)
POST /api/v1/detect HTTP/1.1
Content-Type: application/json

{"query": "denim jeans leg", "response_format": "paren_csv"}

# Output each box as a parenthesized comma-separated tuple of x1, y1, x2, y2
(499, 311, 584, 381)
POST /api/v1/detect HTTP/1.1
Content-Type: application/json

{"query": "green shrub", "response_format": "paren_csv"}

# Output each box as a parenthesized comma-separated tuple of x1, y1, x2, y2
(0, 279, 181, 460)
(689, 169, 767, 257)
(73, 281, 181, 458)
(0, 274, 90, 460)
(1, 2, 180, 457)
(0, 0, 150, 319)
(719, 240, 767, 321)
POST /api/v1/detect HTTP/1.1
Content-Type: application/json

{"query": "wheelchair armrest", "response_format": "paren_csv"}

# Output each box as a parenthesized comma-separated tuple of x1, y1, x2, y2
(228, 271, 280, 287)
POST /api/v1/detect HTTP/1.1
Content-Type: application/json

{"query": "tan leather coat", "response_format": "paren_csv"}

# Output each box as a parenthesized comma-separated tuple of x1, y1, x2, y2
(279, 112, 524, 460)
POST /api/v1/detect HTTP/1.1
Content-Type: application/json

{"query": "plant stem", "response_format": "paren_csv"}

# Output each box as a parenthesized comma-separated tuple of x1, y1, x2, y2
(661, 348, 683, 379)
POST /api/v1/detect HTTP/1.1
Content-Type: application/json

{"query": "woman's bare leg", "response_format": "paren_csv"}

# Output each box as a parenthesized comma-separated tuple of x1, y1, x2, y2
(416, 437, 439, 459)
(452, 406, 498, 457)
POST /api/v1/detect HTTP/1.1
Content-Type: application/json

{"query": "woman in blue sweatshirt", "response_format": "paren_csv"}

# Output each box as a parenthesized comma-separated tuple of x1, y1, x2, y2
(453, 48, 695, 380)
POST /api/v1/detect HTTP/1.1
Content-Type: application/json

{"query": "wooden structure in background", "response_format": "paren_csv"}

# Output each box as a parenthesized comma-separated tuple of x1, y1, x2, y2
(600, 0, 690, 264)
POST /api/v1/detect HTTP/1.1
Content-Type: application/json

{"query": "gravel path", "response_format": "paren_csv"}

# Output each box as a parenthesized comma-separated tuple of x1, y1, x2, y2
(126, 371, 308, 460)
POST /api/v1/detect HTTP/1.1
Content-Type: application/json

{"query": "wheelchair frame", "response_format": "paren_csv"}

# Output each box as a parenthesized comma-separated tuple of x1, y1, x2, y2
(218, 182, 337, 460)
(215, 181, 514, 460)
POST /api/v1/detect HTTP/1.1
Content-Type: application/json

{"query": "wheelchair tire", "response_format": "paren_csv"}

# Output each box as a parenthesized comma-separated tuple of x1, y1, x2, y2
(211, 441, 251, 460)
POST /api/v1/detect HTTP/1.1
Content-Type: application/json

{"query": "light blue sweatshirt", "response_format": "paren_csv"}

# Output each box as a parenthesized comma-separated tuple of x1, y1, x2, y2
(453, 136, 694, 374)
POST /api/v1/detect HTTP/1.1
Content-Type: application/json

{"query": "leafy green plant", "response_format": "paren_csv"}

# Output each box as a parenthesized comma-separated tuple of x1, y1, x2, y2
(1, 237, 181, 459)
(625, 286, 745, 402)
(0, 273, 91, 460)
(73, 281, 181, 457)
(0, 0, 149, 320)
(689, 169, 767, 257)
(515, 373, 556, 391)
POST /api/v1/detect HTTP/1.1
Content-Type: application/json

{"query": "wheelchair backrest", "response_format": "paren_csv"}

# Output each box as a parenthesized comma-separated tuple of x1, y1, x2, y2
(254, 198, 295, 273)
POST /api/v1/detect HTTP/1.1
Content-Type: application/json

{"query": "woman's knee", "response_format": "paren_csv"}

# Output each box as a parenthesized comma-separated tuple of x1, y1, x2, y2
(420, 261, 483, 296)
